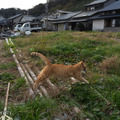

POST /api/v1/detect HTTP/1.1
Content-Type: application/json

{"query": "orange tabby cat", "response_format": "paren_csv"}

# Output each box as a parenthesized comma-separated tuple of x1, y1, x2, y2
(31, 52, 89, 89)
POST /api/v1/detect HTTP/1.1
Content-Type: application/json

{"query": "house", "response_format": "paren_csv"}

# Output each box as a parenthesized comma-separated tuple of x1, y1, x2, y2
(68, 0, 117, 31)
(19, 15, 36, 23)
(53, 12, 81, 31)
(84, 0, 116, 10)
(53, 10, 72, 18)
(92, 0, 120, 32)
(0, 15, 5, 22)
(9, 14, 37, 30)
(8, 14, 23, 29)
(41, 15, 56, 31)
(69, 10, 98, 31)
(41, 10, 71, 31)
(0, 15, 7, 32)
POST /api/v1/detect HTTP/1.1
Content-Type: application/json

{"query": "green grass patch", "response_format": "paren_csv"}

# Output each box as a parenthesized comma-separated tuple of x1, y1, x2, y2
(0, 101, 4, 111)
(13, 77, 26, 91)
(0, 72, 16, 83)
(10, 97, 58, 120)
(0, 62, 16, 70)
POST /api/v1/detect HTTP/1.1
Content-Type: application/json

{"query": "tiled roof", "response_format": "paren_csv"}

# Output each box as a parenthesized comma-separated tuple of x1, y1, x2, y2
(54, 12, 81, 21)
(56, 10, 72, 14)
(21, 15, 35, 22)
(0, 16, 5, 21)
(9, 14, 22, 20)
(99, 0, 120, 12)
(73, 10, 98, 18)
(85, 0, 107, 6)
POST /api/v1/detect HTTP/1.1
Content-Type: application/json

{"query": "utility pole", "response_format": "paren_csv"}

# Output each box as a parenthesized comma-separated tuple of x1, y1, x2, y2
(45, 0, 49, 31)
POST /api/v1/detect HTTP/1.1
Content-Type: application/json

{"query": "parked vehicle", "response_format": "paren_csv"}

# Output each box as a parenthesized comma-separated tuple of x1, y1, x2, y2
(14, 24, 22, 32)
(20, 22, 42, 33)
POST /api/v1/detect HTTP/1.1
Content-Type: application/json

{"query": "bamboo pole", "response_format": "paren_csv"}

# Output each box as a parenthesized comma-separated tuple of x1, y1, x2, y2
(0, 83, 13, 120)
(9, 38, 48, 97)
(3, 83, 10, 116)
(24, 64, 49, 97)
(5, 38, 34, 96)
(21, 63, 44, 97)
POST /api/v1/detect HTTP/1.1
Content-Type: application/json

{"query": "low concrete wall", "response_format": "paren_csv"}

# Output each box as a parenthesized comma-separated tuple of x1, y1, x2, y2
(104, 27, 120, 32)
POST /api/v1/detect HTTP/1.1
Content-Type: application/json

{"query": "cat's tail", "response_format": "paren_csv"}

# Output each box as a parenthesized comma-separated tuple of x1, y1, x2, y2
(31, 52, 52, 66)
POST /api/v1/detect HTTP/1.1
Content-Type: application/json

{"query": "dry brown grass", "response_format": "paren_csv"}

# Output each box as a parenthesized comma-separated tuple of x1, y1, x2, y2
(99, 56, 120, 73)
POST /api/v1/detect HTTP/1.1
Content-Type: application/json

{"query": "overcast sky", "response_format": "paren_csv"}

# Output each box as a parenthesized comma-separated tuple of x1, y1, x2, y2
(0, 0, 47, 10)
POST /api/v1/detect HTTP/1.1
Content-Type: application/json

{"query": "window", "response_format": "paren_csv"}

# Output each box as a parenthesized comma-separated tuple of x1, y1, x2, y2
(90, 7, 95, 10)
(101, 12, 105, 15)
(112, 11, 116, 14)
(25, 24, 29, 27)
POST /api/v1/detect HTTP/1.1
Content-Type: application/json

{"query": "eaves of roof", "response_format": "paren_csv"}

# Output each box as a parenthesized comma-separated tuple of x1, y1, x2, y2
(69, 19, 87, 23)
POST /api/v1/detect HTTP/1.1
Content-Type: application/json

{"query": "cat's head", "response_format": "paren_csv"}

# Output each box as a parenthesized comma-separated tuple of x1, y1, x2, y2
(80, 61, 87, 73)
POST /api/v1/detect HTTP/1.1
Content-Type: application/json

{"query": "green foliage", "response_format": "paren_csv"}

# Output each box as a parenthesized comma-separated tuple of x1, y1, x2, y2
(49, 0, 94, 12)
(13, 77, 26, 91)
(10, 97, 58, 120)
(70, 83, 98, 103)
(0, 72, 16, 82)
(28, 4, 45, 16)
(0, 62, 16, 70)
(0, 101, 4, 111)
(70, 82, 120, 119)
(0, 8, 26, 18)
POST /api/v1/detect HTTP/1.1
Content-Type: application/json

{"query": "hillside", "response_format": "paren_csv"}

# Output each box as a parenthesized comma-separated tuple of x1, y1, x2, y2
(0, 0, 94, 18)
(48, 0, 94, 12)
(0, 8, 26, 18)
(28, 0, 95, 16)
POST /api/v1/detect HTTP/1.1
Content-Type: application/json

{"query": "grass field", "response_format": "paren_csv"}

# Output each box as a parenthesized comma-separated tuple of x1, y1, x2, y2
(1, 31, 120, 119)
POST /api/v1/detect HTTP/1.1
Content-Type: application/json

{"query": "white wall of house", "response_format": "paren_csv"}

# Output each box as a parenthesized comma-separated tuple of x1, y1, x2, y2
(92, 19, 105, 31)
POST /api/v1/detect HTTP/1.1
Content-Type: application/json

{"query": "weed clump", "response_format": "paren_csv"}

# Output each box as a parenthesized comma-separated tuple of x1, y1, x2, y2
(0, 62, 16, 70)
(13, 77, 26, 91)
(10, 97, 58, 120)
(99, 56, 120, 75)
(0, 72, 16, 82)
